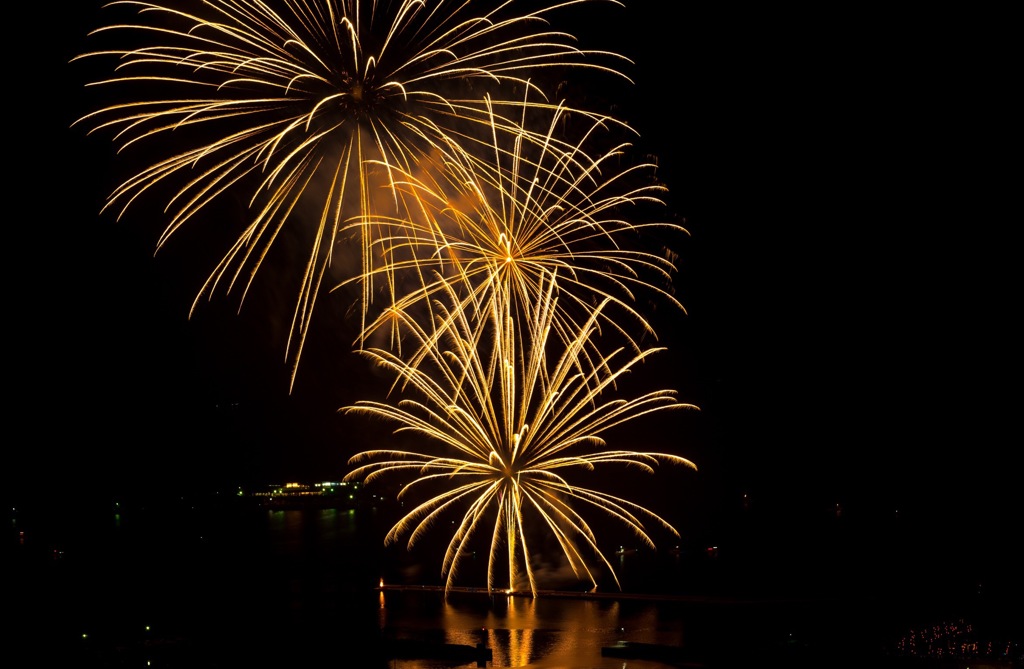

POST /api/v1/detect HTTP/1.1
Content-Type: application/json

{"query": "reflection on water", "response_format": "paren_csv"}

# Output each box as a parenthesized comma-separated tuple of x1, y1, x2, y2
(9, 496, 1021, 668)
(381, 590, 687, 669)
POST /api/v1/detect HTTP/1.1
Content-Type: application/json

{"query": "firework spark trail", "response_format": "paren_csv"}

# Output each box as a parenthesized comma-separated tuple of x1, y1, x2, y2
(72, 0, 633, 390)
(344, 91, 687, 375)
(344, 271, 697, 596)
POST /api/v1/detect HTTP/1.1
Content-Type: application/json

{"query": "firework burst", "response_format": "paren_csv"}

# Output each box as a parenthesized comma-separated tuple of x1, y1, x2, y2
(344, 271, 697, 595)
(73, 0, 632, 389)
(344, 91, 686, 372)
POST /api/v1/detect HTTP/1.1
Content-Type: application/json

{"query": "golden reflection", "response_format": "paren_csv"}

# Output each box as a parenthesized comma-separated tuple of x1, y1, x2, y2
(436, 595, 627, 667)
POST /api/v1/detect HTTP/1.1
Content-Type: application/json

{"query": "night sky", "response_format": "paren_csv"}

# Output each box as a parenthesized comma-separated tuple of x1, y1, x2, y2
(9, 2, 1018, 587)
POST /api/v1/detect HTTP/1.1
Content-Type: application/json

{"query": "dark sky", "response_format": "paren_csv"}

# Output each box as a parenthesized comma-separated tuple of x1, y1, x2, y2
(9, 2, 1017, 569)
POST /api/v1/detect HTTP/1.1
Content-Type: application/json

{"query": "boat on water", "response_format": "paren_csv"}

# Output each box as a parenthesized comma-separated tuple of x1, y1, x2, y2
(248, 481, 363, 509)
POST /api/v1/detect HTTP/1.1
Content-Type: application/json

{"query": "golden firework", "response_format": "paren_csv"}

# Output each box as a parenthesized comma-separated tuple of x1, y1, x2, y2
(344, 92, 687, 372)
(344, 271, 697, 596)
(73, 0, 632, 389)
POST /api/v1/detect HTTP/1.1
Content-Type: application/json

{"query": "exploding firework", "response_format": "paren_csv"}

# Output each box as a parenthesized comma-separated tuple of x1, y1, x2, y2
(344, 271, 697, 596)
(73, 0, 632, 389)
(344, 92, 686, 371)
